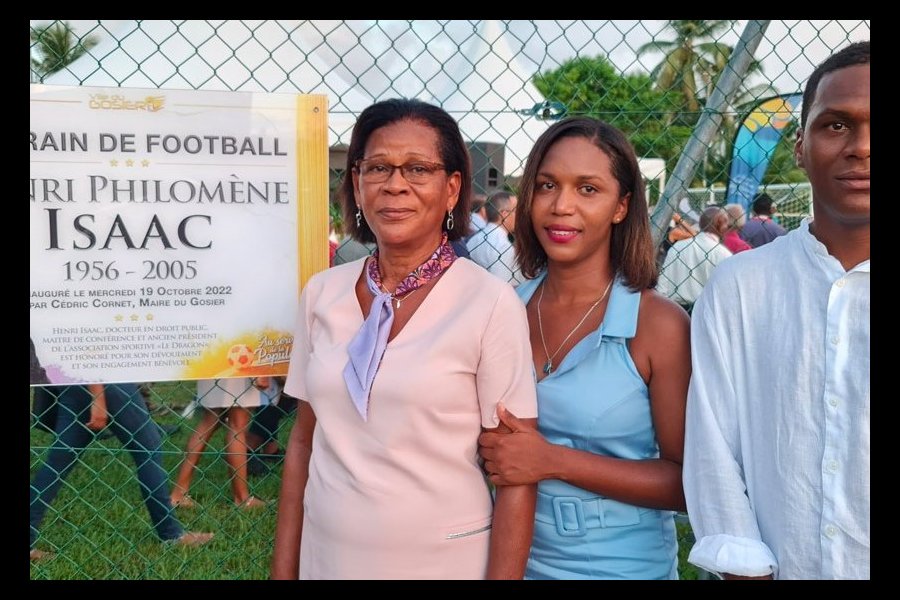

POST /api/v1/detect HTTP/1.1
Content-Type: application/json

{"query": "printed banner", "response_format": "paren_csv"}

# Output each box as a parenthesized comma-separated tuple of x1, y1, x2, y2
(725, 93, 802, 214)
(30, 85, 329, 385)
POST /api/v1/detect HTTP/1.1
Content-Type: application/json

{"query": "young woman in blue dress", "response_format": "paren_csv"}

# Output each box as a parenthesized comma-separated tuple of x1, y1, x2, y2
(479, 117, 691, 579)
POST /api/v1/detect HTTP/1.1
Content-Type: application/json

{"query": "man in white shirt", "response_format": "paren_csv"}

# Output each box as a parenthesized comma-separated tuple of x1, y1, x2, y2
(683, 41, 870, 580)
(656, 206, 732, 313)
(466, 190, 522, 285)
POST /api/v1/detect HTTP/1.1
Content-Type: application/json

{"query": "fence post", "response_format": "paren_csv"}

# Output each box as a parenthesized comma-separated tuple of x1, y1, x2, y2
(650, 20, 771, 248)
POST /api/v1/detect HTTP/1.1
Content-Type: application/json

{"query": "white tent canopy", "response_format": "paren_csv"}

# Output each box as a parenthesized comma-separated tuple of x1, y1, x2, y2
(638, 158, 666, 204)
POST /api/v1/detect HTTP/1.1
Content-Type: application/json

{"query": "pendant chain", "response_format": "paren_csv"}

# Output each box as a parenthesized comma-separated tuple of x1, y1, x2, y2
(381, 283, 420, 309)
(537, 278, 613, 375)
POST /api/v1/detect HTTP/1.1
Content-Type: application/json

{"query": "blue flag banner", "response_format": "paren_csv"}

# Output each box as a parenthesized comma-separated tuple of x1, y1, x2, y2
(725, 93, 803, 215)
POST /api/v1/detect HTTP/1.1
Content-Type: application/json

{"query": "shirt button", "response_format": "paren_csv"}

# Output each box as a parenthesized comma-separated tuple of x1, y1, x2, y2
(836, 279, 846, 288)
(829, 397, 839, 407)
(827, 460, 839, 472)
(825, 525, 837, 538)
(831, 336, 841, 345)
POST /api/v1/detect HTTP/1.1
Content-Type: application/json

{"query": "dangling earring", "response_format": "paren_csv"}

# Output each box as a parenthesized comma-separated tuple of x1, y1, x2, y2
(446, 210, 454, 231)
(355, 206, 362, 228)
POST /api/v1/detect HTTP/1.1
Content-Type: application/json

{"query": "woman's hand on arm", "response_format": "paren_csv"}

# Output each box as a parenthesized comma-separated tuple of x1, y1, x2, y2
(270, 400, 316, 580)
(483, 407, 539, 579)
(479, 404, 549, 487)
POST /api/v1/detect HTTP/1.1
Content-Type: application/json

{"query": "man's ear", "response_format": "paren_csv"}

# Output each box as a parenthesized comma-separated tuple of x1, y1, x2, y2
(794, 129, 805, 170)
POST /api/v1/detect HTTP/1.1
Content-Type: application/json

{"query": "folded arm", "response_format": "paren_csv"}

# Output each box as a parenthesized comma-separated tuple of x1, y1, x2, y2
(683, 291, 777, 578)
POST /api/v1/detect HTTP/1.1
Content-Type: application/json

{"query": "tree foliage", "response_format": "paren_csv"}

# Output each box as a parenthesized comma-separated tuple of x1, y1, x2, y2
(636, 20, 784, 186)
(762, 122, 807, 184)
(533, 55, 693, 174)
(30, 21, 98, 80)
(637, 20, 736, 114)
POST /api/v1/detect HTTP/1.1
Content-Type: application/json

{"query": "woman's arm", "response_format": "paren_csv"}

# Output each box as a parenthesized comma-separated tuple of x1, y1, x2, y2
(485, 416, 538, 580)
(85, 383, 109, 431)
(631, 290, 691, 511)
(481, 292, 690, 512)
(270, 400, 316, 579)
(475, 283, 540, 579)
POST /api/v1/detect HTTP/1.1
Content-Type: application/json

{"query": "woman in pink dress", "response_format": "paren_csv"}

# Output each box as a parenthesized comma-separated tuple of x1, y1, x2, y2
(270, 99, 538, 580)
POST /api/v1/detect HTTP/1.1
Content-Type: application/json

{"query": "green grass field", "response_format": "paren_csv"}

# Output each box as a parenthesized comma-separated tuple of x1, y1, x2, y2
(30, 382, 704, 580)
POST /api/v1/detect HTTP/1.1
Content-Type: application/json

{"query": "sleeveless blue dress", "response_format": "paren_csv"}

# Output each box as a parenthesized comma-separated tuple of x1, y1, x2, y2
(518, 274, 678, 580)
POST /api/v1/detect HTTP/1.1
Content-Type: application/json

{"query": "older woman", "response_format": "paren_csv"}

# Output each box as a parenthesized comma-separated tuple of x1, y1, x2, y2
(722, 203, 752, 254)
(479, 117, 691, 579)
(270, 98, 538, 580)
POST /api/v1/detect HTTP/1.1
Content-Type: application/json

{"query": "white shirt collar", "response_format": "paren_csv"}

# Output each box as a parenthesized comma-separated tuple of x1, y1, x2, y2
(797, 218, 870, 274)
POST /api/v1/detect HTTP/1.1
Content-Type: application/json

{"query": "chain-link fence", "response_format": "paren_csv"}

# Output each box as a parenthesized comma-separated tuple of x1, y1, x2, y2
(30, 19, 869, 579)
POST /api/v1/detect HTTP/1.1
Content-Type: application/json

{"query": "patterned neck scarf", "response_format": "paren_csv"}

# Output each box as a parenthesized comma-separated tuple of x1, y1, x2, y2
(342, 233, 457, 421)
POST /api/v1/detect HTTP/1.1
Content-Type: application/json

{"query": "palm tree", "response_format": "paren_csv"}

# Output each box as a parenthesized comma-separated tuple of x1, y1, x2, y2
(640, 20, 774, 186)
(30, 21, 98, 81)
(637, 20, 736, 114)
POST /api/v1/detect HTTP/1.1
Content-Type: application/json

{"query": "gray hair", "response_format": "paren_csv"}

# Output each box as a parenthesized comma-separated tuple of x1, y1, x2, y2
(723, 203, 747, 230)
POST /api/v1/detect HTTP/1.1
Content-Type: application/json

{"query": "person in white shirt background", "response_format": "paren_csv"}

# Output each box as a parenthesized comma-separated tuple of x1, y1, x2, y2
(467, 190, 523, 286)
(682, 40, 869, 579)
(656, 206, 733, 314)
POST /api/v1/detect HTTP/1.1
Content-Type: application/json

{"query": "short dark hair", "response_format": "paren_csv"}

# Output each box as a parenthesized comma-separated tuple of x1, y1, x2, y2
(484, 190, 515, 224)
(515, 116, 658, 291)
(752, 193, 775, 216)
(801, 41, 870, 129)
(340, 98, 472, 243)
(471, 193, 487, 214)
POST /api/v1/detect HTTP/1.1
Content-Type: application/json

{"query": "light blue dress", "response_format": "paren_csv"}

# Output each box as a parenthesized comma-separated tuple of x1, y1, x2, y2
(518, 273, 678, 580)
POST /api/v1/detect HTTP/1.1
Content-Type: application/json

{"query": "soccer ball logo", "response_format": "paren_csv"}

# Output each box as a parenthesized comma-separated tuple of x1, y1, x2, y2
(226, 344, 255, 370)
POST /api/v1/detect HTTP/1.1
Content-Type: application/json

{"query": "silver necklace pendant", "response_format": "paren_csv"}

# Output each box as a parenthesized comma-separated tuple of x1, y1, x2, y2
(537, 276, 614, 380)
(393, 288, 420, 309)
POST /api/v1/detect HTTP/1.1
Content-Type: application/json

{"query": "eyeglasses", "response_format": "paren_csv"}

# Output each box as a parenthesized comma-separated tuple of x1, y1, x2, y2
(355, 158, 446, 184)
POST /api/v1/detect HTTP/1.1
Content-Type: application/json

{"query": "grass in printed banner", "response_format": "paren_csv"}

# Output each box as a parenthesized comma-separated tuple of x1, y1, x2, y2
(29, 382, 284, 580)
